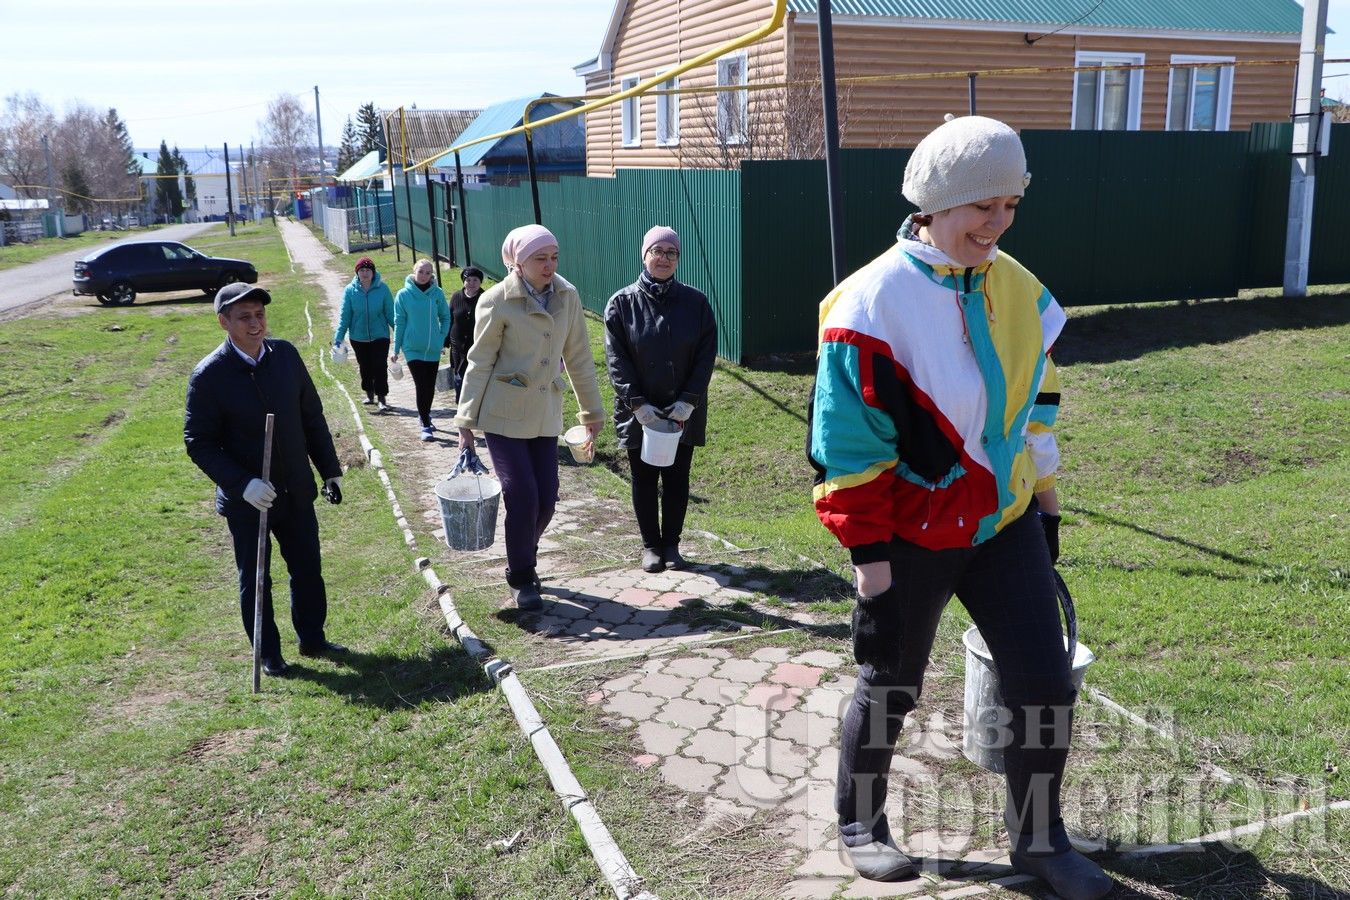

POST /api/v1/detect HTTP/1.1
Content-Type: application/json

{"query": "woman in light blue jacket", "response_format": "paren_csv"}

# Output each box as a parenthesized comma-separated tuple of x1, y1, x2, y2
(391, 258, 451, 441)
(334, 257, 395, 410)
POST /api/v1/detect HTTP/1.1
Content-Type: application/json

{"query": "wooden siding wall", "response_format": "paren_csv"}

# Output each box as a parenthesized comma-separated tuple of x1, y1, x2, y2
(784, 24, 1297, 148)
(583, 4, 1298, 169)
(583, 0, 786, 176)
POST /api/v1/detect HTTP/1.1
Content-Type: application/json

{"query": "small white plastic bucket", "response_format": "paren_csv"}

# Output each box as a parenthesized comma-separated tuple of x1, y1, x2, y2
(388, 360, 404, 381)
(434, 474, 502, 552)
(564, 425, 594, 464)
(330, 344, 348, 363)
(961, 626, 1095, 773)
(640, 419, 682, 467)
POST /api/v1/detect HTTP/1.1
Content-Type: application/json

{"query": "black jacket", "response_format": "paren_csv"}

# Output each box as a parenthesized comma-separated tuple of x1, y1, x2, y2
(603, 277, 718, 448)
(447, 288, 483, 350)
(184, 339, 341, 514)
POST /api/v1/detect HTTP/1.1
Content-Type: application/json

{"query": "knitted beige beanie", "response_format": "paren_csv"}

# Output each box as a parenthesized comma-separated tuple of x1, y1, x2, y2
(902, 115, 1031, 214)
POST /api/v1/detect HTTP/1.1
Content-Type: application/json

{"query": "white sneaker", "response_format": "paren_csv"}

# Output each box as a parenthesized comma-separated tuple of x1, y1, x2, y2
(421, 427, 435, 442)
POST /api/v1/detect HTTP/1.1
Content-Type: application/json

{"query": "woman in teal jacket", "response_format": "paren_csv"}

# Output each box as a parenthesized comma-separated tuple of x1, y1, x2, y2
(391, 258, 451, 441)
(334, 257, 395, 410)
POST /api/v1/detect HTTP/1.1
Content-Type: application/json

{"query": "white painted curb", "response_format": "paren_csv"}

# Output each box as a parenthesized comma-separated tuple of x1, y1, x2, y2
(303, 300, 657, 900)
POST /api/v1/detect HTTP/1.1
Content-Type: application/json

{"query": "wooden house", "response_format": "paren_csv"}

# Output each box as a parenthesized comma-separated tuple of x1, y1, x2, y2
(574, 0, 1305, 175)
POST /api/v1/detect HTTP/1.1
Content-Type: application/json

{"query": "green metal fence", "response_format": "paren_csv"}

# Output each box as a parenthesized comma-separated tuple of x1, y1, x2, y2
(461, 168, 744, 361)
(431, 125, 1350, 363)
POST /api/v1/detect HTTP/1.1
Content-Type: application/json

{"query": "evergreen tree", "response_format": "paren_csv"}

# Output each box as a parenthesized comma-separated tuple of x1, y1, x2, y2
(337, 116, 358, 173)
(154, 140, 183, 220)
(62, 161, 94, 214)
(356, 102, 384, 160)
(104, 108, 139, 180)
(172, 146, 196, 209)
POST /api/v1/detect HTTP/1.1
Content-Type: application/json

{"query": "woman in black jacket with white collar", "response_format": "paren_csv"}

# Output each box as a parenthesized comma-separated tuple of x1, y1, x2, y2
(604, 226, 718, 573)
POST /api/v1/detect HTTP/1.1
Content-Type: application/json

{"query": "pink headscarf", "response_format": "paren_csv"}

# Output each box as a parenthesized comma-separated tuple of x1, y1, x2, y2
(501, 224, 559, 271)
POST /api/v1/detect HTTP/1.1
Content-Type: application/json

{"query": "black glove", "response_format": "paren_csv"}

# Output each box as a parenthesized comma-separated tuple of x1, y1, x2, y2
(322, 477, 343, 505)
(1040, 512, 1061, 564)
(851, 584, 904, 673)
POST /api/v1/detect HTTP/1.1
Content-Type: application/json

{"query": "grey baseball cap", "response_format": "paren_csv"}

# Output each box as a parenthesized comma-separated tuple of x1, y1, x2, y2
(214, 283, 271, 314)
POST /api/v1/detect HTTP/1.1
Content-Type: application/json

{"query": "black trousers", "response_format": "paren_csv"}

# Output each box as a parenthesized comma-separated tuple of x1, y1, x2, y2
(835, 506, 1075, 856)
(485, 433, 559, 587)
(350, 337, 389, 400)
(406, 359, 438, 427)
(223, 492, 328, 660)
(626, 442, 695, 550)
(449, 343, 469, 402)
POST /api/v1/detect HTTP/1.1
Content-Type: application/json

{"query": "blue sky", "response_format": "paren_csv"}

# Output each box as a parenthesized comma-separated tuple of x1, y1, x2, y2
(0, 0, 1346, 152)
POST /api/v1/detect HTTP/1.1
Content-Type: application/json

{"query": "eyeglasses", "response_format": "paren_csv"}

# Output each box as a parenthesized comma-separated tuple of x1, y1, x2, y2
(647, 248, 680, 260)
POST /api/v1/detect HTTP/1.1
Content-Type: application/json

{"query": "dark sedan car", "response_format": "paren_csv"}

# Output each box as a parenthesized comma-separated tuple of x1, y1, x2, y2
(73, 240, 257, 306)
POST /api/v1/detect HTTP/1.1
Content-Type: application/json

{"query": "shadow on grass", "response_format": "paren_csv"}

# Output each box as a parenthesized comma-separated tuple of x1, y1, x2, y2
(1105, 842, 1350, 899)
(1054, 293, 1350, 366)
(284, 643, 494, 709)
(1065, 503, 1267, 570)
(121, 292, 216, 308)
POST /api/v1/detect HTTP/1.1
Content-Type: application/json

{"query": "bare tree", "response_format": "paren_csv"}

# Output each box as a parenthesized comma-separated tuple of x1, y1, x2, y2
(0, 92, 57, 198)
(258, 92, 315, 195)
(679, 52, 856, 168)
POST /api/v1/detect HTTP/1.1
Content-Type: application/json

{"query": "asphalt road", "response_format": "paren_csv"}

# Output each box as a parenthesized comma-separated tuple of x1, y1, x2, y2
(0, 222, 218, 318)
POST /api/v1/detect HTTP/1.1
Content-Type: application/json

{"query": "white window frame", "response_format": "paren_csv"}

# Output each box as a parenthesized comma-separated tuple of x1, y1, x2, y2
(1071, 51, 1144, 131)
(655, 70, 680, 147)
(1166, 55, 1235, 132)
(716, 52, 749, 146)
(620, 74, 641, 148)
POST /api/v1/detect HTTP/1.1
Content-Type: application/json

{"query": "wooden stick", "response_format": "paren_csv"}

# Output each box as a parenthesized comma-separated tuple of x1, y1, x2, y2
(252, 413, 275, 694)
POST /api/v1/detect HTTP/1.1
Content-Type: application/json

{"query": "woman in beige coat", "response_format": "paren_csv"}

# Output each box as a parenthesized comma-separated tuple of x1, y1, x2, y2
(455, 224, 605, 610)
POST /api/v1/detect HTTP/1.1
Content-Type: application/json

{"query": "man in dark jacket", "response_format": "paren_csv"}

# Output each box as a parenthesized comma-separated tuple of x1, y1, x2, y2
(184, 283, 347, 676)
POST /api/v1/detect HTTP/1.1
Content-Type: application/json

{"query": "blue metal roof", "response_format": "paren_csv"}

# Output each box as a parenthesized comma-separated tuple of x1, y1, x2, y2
(336, 150, 384, 183)
(432, 94, 582, 169)
(784, 0, 1304, 34)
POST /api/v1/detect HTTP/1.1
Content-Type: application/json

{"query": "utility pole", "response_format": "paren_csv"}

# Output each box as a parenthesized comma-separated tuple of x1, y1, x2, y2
(251, 142, 261, 222)
(240, 144, 247, 221)
(1283, 0, 1330, 297)
(223, 143, 236, 237)
(314, 85, 328, 199)
(817, 0, 846, 285)
(42, 134, 64, 237)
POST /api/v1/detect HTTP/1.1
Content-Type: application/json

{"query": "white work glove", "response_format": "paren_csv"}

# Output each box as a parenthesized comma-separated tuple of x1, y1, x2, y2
(665, 400, 695, 422)
(243, 478, 276, 511)
(854, 561, 893, 598)
(633, 404, 661, 427)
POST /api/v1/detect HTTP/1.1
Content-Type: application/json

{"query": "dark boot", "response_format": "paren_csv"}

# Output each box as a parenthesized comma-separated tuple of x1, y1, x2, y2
(641, 548, 664, 573)
(662, 545, 688, 570)
(840, 816, 914, 882)
(1010, 849, 1113, 899)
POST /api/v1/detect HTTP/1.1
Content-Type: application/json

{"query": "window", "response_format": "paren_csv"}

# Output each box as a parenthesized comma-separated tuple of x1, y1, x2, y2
(1167, 56, 1234, 131)
(620, 75, 641, 147)
(655, 71, 680, 147)
(717, 52, 748, 145)
(1072, 52, 1144, 130)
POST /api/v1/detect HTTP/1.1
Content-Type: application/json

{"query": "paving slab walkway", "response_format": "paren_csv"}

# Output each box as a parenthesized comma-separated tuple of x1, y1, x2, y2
(277, 221, 1070, 899)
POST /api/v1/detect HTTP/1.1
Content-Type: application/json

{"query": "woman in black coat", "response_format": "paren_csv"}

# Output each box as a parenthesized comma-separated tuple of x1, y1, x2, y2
(604, 226, 718, 573)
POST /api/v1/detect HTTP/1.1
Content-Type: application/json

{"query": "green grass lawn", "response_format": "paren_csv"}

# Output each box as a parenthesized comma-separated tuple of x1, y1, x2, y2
(0, 224, 604, 898)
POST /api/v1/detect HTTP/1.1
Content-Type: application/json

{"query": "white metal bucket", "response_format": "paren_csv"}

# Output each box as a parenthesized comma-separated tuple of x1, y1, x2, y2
(961, 626, 1095, 773)
(564, 425, 594, 464)
(640, 419, 682, 467)
(330, 344, 348, 363)
(434, 474, 502, 551)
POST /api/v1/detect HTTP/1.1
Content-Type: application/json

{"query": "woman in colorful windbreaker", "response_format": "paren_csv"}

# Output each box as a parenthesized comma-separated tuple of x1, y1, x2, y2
(808, 116, 1112, 899)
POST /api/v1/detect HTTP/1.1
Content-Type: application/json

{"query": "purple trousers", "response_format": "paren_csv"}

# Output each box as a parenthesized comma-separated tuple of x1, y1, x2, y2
(484, 433, 559, 588)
